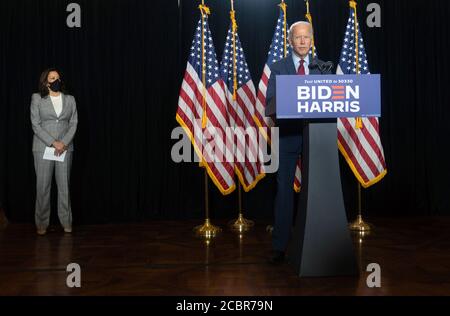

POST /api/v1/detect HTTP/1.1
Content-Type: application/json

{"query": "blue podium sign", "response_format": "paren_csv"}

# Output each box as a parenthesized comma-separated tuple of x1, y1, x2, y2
(275, 74, 381, 119)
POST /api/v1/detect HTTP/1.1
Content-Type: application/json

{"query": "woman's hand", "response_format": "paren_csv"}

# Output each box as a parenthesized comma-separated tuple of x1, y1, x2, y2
(52, 141, 66, 156)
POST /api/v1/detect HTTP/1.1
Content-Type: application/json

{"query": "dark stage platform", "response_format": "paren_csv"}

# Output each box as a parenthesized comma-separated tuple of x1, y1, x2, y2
(0, 217, 449, 296)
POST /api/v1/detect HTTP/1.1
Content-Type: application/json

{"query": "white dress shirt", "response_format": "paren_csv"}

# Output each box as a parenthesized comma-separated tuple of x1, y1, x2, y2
(50, 94, 63, 118)
(292, 52, 310, 75)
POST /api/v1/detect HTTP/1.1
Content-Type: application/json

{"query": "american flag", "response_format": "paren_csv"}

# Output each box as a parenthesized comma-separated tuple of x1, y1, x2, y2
(336, 4, 387, 188)
(176, 11, 236, 195)
(220, 16, 265, 191)
(254, 4, 302, 192)
(254, 5, 287, 137)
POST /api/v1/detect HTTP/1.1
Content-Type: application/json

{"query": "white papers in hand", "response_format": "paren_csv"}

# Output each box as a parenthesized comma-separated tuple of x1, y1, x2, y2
(43, 146, 66, 162)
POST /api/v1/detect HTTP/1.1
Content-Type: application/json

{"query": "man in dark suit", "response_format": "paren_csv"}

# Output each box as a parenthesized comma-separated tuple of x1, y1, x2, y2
(265, 21, 332, 264)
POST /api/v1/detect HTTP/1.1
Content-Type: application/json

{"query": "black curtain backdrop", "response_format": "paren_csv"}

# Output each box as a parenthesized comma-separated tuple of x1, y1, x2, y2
(1, 0, 449, 224)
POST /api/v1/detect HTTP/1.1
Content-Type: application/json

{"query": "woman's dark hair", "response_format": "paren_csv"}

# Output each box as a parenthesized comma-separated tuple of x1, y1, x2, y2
(38, 68, 67, 97)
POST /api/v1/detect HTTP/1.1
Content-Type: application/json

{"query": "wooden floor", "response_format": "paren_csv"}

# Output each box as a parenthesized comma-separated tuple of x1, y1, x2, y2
(0, 217, 450, 296)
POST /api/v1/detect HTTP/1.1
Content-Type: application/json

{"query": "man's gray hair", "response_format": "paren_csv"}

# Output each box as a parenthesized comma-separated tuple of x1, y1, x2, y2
(288, 21, 314, 40)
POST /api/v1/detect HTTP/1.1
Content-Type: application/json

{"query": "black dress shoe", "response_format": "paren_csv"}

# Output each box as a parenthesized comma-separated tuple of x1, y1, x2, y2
(268, 250, 285, 265)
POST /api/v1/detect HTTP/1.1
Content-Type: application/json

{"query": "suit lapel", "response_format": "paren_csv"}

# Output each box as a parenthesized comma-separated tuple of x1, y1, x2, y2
(43, 96, 57, 118)
(285, 56, 297, 75)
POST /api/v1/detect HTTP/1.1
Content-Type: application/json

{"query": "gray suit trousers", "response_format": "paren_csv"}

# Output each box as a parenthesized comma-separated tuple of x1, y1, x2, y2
(33, 152, 73, 230)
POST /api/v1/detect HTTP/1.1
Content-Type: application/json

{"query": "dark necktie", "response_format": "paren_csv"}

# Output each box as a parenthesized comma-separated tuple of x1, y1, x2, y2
(297, 59, 305, 75)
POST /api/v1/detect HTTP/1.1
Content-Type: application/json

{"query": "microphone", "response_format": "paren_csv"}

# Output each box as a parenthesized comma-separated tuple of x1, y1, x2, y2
(309, 60, 334, 73)
(321, 61, 334, 73)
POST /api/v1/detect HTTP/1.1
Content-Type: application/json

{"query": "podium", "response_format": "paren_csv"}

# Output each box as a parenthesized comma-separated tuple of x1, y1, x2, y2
(273, 74, 381, 277)
(287, 119, 358, 277)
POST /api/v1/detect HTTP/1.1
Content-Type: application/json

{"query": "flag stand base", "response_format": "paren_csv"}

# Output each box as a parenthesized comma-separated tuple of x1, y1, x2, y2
(194, 218, 221, 239)
(349, 215, 371, 232)
(228, 213, 254, 233)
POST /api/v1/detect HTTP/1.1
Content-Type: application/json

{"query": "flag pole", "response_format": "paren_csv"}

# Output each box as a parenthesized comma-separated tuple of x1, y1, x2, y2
(347, 0, 371, 232)
(194, 0, 221, 239)
(305, 0, 315, 58)
(281, 0, 287, 57)
(349, 182, 371, 231)
(229, 182, 255, 232)
(228, 0, 255, 233)
(267, 0, 288, 235)
(194, 169, 222, 238)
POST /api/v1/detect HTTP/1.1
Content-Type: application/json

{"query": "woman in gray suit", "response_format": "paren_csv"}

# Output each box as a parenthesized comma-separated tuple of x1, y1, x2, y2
(30, 68, 78, 235)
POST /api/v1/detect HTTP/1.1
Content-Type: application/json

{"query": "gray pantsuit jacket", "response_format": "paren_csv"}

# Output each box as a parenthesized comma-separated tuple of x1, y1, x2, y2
(30, 93, 78, 229)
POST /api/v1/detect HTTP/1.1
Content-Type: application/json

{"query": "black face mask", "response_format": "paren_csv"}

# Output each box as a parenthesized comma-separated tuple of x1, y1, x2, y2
(49, 79, 61, 92)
